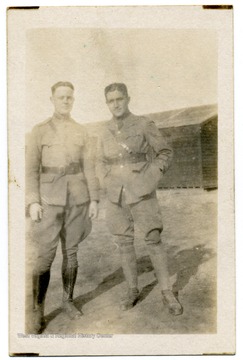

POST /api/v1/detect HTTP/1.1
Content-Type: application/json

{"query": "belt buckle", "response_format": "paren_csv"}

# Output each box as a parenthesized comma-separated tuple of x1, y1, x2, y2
(59, 166, 66, 175)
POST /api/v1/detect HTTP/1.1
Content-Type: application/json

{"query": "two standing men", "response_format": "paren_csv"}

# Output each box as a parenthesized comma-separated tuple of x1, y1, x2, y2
(26, 81, 182, 334)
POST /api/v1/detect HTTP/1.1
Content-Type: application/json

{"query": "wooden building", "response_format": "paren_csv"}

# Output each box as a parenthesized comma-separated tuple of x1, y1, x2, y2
(148, 104, 218, 189)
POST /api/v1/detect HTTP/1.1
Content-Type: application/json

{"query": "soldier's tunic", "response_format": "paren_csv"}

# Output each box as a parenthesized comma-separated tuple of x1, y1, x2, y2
(26, 113, 99, 273)
(96, 112, 173, 246)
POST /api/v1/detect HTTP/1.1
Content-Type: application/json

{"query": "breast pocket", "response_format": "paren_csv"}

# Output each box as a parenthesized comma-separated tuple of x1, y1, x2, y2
(41, 138, 65, 165)
(103, 137, 120, 157)
(41, 134, 60, 150)
(70, 135, 86, 163)
(124, 131, 144, 152)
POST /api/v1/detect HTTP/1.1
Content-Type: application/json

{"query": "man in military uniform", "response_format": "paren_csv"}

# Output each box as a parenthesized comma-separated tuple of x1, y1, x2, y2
(96, 83, 182, 315)
(26, 81, 99, 333)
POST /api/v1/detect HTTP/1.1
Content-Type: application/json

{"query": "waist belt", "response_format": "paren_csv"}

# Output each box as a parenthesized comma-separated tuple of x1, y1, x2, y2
(107, 153, 147, 165)
(42, 163, 82, 175)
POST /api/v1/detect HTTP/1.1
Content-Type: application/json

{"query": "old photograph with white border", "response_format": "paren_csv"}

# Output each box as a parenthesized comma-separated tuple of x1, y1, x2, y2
(8, 6, 234, 356)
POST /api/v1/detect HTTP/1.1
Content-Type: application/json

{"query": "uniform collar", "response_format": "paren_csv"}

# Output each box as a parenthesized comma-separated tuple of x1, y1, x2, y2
(109, 111, 136, 131)
(52, 112, 71, 121)
(52, 112, 72, 124)
(112, 110, 131, 122)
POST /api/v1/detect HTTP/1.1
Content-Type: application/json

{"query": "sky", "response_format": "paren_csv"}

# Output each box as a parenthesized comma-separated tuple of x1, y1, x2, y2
(26, 28, 217, 131)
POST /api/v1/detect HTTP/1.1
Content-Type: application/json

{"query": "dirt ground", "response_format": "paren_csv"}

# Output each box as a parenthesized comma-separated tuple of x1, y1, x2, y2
(26, 188, 217, 334)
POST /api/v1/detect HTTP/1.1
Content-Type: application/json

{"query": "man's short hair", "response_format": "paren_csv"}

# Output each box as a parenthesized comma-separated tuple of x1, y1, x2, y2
(104, 83, 128, 98)
(51, 81, 74, 94)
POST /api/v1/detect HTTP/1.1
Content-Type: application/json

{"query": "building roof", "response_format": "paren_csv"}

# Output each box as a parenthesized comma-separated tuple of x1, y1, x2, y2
(85, 104, 218, 136)
(147, 103, 217, 129)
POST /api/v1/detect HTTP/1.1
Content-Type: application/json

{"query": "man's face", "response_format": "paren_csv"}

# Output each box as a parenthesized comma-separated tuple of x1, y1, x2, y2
(51, 86, 74, 115)
(106, 90, 130, 118)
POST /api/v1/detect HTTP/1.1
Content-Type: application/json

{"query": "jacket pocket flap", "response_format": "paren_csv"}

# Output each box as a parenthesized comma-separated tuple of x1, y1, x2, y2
(76, 173, 85, 181)
(125, 131, 143, 139)
(40, 173, 56, 183)
(41, 134, 60, 146)
(131, 162, 147, 172)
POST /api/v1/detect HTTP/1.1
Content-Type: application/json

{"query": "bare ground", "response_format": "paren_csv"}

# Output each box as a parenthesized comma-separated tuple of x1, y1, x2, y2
(26, 188, 217, 334)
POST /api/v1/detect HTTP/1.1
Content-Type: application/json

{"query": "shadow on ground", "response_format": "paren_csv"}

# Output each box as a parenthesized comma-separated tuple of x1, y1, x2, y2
(44, 242, 216, 327)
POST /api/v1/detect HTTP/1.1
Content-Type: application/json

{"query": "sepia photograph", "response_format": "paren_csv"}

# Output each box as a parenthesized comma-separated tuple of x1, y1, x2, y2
(8, 5, 234, 356)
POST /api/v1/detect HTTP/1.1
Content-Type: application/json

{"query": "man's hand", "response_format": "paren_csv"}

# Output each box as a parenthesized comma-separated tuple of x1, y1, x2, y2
(29, 203, 43, 222)
(89, 201, 99, 220)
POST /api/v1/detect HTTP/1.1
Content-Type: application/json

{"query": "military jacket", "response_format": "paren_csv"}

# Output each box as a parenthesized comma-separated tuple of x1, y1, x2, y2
(96, 112, 173, 204)
(26, 113, 99, 207)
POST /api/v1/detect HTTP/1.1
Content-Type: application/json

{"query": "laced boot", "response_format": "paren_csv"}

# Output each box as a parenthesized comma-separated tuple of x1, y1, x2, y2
(119, 244, 139, 310)
(162, 289, 183, 315)
(62, 266, 83, 319)
(147, 242, 183, 316)
(120, 287, 139, 311)
(32, 270, 50, 334)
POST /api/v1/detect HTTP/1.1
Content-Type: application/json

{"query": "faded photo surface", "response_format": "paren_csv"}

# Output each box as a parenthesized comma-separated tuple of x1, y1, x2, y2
(8, 6, 234, 356)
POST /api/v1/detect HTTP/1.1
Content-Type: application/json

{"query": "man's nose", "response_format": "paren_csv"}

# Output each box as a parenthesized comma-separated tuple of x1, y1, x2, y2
(63, 97, 69, 103)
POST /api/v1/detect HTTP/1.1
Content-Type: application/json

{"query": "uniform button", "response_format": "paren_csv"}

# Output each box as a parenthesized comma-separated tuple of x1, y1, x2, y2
(117, 131, 121, 134)
(120, 165, 124, 168)
(119, 153, 122, 157)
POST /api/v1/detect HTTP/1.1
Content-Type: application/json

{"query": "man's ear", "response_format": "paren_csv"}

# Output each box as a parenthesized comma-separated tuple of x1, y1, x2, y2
(50, 96, 54, 105)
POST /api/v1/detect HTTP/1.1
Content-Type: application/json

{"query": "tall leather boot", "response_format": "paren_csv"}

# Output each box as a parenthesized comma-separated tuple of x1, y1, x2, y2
(62, 266, 83, 319)
(119, 244, 139, 311)
(147, 243, 183, 316)
(32, 270, 50, 334)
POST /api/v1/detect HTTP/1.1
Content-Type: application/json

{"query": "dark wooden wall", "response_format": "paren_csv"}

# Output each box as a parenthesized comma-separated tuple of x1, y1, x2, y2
(201, 116, 218, 189)
(158, 118, 218, 189)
